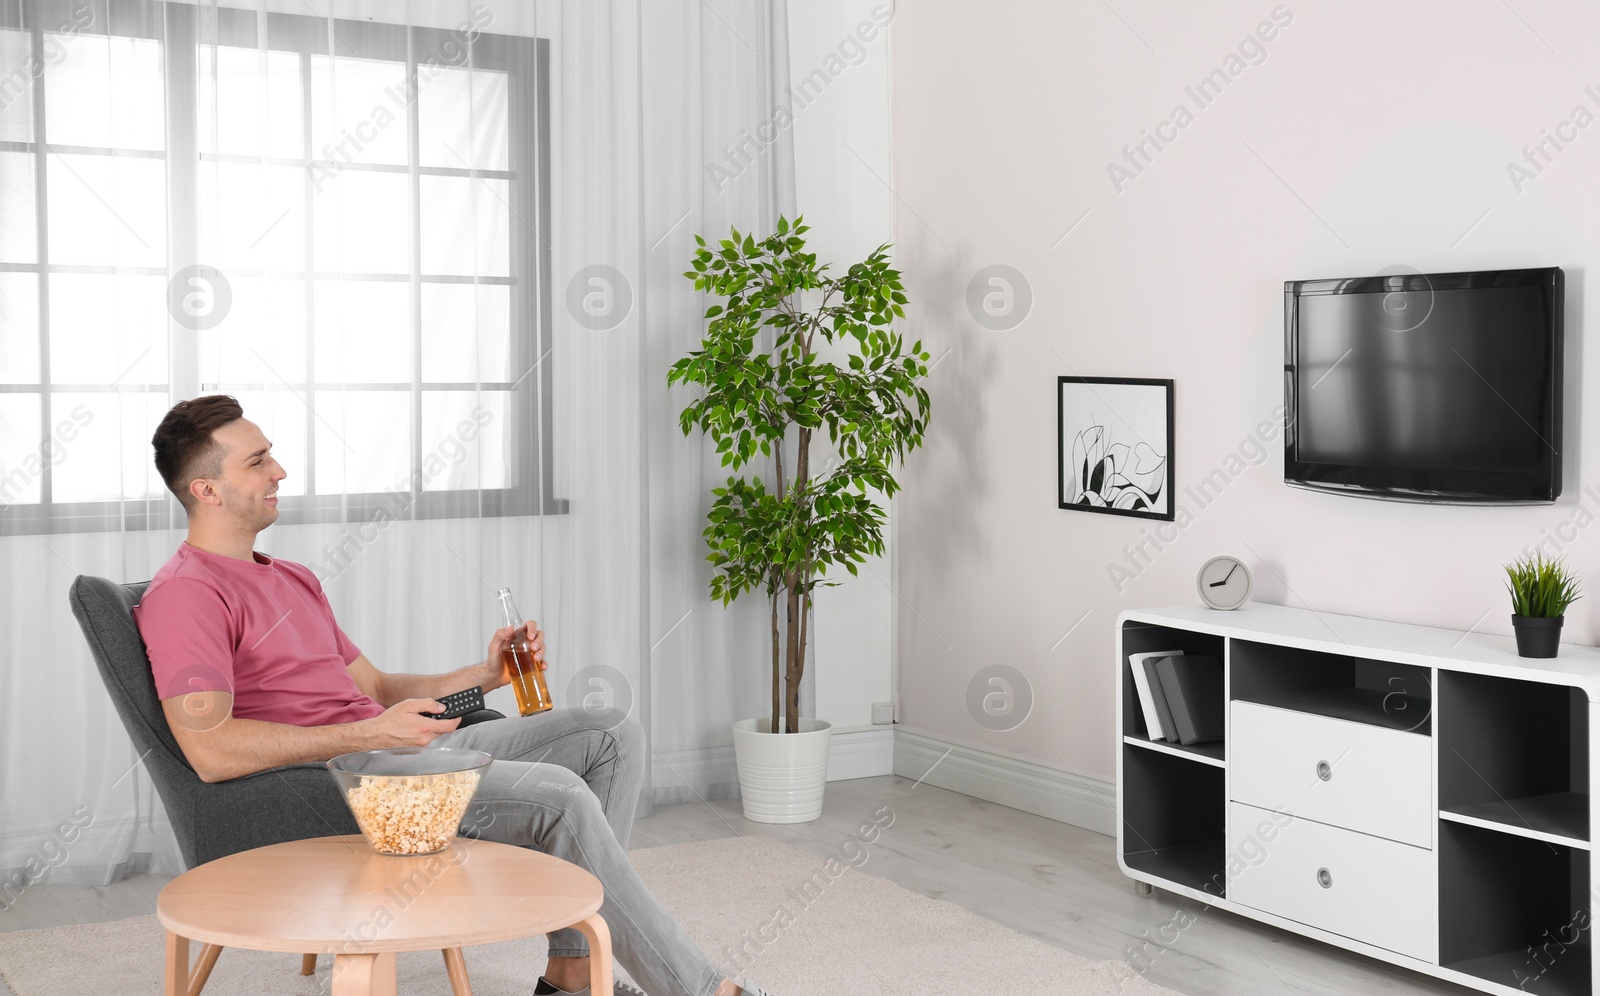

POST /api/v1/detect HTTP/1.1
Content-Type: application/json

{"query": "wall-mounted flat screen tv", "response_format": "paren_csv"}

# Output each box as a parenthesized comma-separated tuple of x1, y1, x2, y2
(1284, 267, 1563, 504)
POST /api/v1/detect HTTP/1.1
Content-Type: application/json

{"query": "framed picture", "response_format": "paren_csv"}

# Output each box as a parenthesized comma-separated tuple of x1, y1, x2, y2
(1058, 376, 1174, 521)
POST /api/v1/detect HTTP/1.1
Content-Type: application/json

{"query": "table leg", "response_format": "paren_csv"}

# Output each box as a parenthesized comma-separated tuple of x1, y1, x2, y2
(442, 947, 473, 996)
(187, 943, 223, 996)
(164, 932, 189, 996)
(571, 914, 612, 996)
(302, 952, 318, 975)
(332, 951, 397, 996)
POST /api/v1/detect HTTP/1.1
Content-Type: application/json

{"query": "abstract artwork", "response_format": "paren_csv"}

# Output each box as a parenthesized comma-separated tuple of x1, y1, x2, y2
(1057, 377, 1174, 521)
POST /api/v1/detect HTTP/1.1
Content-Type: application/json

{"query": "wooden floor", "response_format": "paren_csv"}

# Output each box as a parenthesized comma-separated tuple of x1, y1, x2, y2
(0, 774, 1483, 996)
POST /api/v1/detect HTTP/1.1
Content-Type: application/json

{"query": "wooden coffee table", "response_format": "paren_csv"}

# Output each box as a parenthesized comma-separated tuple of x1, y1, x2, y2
(157, 834, 611, 996)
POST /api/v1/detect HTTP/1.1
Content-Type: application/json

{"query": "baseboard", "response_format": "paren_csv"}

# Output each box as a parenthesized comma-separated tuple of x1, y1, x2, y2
(650, 727, 1115, 838)
(0, 809, 184, 888)
(822, 726, 895, 779)
(651, 742, 740, 805)
(892, 728, 1117, 837)
(650, 726, 896, 806)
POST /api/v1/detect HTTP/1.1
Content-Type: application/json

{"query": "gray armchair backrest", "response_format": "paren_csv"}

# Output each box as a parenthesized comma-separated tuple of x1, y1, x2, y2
(69, 574, 358, 869)
(68, 577, 197, 805)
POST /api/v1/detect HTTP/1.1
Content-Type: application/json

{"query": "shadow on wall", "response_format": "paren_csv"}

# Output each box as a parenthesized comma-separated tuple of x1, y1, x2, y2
(1245, 555, 1290, 606)
(904, 252, 1002, 583)
(1564, 266, 1584, 510)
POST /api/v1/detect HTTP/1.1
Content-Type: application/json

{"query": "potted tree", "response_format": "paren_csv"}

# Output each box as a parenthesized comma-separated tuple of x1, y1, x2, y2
(1504, 553, 1582, 658)
(669, 217, 931, 823)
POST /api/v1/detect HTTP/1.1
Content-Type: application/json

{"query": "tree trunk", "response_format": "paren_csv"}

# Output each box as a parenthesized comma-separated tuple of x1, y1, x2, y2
(770, 582, 780, 734)
(772, 416, 785, 734)
(795, 584, 810, 734)
(783, 426, 811, 735)
(783, 574, 802, 734)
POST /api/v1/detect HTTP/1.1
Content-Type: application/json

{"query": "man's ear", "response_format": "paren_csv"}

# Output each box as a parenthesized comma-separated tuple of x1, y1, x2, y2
(189, 477, 222, 508)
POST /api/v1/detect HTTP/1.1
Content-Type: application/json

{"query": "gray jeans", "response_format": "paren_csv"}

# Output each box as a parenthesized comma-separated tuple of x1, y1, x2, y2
(433, 709, 723, 996)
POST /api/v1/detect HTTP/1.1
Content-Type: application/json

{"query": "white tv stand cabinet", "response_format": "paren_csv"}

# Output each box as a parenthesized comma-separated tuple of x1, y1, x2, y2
(1118, 603, 1596, 996)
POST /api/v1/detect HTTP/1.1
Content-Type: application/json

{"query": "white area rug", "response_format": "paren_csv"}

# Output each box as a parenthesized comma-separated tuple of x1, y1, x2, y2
(0, 835, 1182, 995)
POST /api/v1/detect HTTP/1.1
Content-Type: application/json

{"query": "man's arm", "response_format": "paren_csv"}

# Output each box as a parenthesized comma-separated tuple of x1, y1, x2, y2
(348, 654, 501, 707)
(345, 621, 543, 707)
(163, 691, 460, 784)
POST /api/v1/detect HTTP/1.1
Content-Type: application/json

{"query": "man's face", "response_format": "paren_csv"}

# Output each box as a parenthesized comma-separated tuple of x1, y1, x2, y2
(204, 418, 286, 531)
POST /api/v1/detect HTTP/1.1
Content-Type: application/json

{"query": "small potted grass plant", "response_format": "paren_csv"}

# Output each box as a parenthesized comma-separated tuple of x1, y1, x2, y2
(1505, 553, 1582, 658)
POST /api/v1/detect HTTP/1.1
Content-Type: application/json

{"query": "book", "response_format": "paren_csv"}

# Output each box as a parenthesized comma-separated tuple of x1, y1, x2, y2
(1155, 654, 1224, 745)
(1128, 650, 1184, 741)
(1143, 656, 1181, 742)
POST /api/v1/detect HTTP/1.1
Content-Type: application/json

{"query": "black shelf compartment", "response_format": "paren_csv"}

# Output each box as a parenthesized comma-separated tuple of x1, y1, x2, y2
(1121, 743, 1226, 897)
(1440, 672, 1589, 843)
(1441, 819, 1591, 996)
(1120, 621, 1225, 760)
(1230, 639, 1432, 734)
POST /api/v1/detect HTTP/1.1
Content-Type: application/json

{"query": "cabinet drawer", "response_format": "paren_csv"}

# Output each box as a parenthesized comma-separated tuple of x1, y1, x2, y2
(1227, 802, 1435, 961)
(1231, 701, 1431, 847)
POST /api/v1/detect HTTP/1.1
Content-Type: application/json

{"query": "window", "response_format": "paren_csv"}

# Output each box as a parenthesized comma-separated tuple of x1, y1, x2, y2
(0, 1, 559, 535)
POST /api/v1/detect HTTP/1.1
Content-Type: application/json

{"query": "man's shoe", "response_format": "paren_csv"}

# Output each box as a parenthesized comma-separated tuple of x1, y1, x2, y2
(532, 976, 646, 996)
(738, 982, 775, 996)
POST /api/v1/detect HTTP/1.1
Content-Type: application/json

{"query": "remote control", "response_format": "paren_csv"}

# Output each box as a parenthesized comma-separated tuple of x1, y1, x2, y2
(424, 685, 486, 720)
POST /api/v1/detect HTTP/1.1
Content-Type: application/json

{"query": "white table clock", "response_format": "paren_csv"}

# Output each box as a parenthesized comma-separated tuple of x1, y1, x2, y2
(1197, 555, 1251, 610)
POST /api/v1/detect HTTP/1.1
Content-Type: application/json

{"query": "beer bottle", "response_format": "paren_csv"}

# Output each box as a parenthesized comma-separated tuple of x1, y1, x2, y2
(498, 587, 552, 716)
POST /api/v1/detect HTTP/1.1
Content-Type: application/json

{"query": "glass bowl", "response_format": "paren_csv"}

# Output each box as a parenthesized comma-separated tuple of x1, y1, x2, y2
(326, 747, 493, 856)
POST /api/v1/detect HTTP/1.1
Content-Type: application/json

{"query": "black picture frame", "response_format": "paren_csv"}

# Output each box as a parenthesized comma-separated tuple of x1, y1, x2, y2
(1057, 376, 1175, 521)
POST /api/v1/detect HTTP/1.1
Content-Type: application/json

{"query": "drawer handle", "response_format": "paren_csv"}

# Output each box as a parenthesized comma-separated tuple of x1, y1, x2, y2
(1315, 760, 1332, 782)
(1317, 867, 1333, 889)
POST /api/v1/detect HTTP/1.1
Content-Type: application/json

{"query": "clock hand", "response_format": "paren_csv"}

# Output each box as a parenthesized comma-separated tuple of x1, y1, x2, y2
(1208, 564, 1240, 588)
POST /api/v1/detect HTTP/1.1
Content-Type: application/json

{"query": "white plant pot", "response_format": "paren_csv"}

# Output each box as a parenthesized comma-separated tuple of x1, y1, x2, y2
(731, 717, 833, 824)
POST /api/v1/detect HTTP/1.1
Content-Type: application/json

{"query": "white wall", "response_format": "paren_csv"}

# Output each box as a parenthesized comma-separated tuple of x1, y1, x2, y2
(788, 0, 897, 730)
(890, 0, 1600, 786)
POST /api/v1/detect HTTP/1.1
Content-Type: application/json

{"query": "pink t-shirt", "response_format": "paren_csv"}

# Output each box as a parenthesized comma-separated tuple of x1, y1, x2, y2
(133, 542, 384, 727)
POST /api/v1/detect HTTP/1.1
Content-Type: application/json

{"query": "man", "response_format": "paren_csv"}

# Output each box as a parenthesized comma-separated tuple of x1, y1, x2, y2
(133, 396, 770, 996)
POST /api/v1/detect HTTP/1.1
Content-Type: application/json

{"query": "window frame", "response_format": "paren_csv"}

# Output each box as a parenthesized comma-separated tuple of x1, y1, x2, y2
(0, 0, 563, 537)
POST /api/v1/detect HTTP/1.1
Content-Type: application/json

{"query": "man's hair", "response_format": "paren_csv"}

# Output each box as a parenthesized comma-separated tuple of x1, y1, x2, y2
(152, 395, 244, 512)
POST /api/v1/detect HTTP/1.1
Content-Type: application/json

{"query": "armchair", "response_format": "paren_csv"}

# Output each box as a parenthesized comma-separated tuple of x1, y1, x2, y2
(68, 574, 504, 995)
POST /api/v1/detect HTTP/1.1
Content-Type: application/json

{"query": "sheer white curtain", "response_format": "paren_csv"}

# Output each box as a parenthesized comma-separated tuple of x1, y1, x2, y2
(0, 0, 793, 886)
(640, 2, 799, 802)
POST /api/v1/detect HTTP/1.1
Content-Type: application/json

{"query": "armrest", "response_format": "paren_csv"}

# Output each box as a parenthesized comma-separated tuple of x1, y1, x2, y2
(458, 708, 505, 728)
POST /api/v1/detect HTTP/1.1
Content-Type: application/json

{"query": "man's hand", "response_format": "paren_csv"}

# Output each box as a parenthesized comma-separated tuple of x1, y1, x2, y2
(480, 620, 548, 690)
(363, 698, 463, 748)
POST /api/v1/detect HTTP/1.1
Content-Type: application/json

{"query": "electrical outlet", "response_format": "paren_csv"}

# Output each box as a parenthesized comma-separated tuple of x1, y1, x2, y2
(871, 701, 895, 725)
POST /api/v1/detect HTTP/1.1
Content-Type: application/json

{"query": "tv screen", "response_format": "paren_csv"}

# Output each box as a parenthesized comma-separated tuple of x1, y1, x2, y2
(1284, 267, 1562, 504)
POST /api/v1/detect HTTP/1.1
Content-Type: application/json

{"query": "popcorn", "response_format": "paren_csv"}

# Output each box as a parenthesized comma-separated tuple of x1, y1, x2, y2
(343, 769, 482, 855)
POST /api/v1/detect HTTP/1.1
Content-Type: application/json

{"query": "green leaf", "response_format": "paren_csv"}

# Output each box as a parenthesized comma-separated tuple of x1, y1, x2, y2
(1505, 553, 1582, 617)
